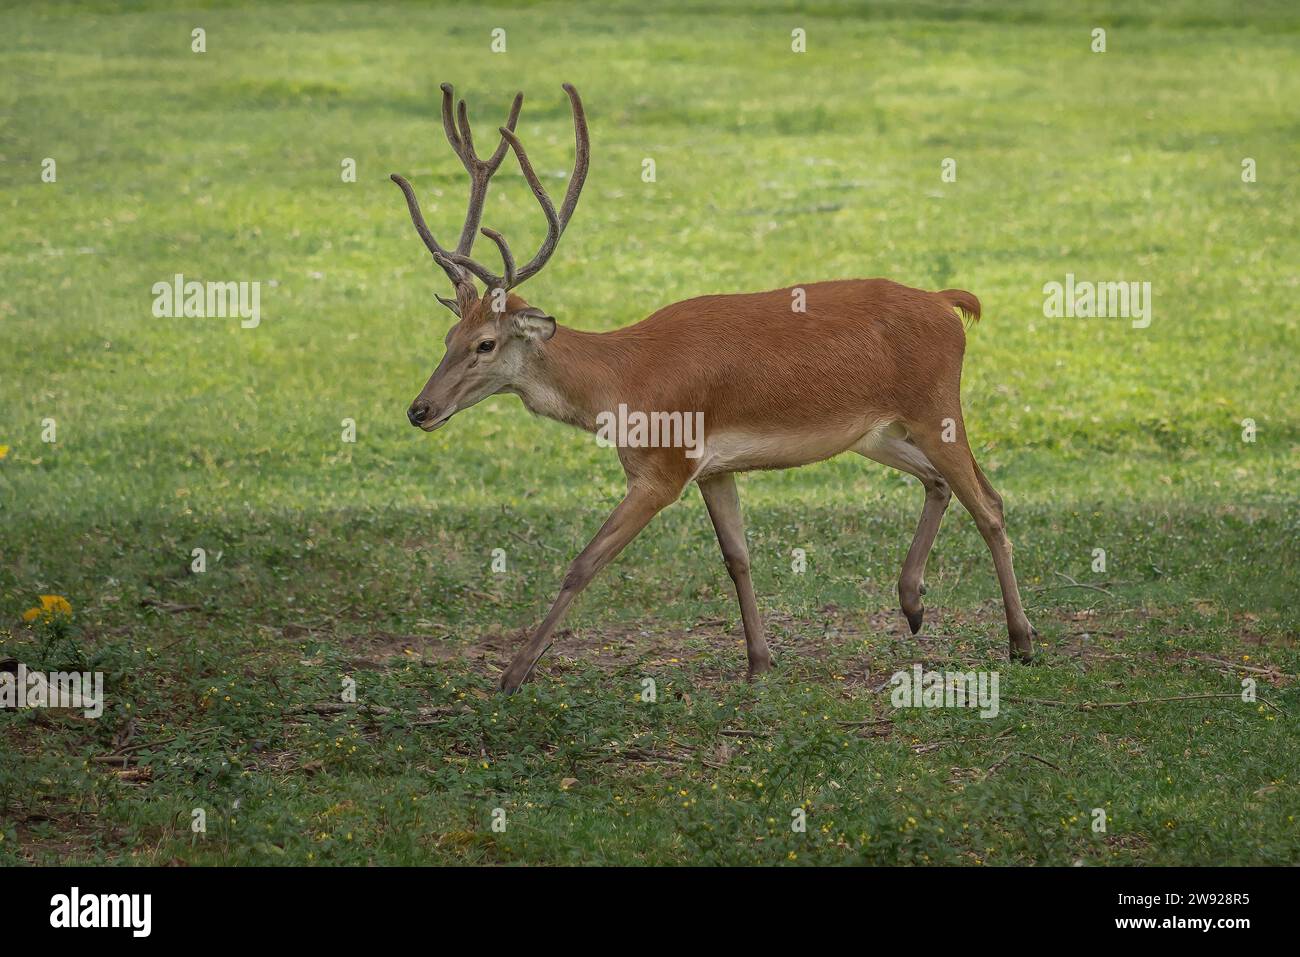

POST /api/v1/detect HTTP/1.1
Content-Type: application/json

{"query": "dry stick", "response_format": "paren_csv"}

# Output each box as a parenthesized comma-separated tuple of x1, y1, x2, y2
(1016, 752, 1064, 771)
(115, 726, 222, 756)
(1193, 654, 1291, 678)
(1026, 572, 1129, 598)
(913, 727, 1014, 755)
(507, 526, 563, 555)
(1052, 571, 1118, 598)
(96, 726, 224, 765)
(139, 598, 204, 613)
(623, 748, 690, 764)
(1008, 692, 1286, 715)
(287, 702, 456, 719)
(150, 634, 194, 654)
(982, 751, 1062, 779)
(983, 753, 1014, 776)
(1084, 692, 1286, 713)
(1007, 695, 1077, 707)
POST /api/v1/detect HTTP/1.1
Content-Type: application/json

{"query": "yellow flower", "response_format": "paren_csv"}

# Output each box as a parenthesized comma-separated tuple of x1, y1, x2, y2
(22, 594, 72, 623)
(0, 445, 9, 460)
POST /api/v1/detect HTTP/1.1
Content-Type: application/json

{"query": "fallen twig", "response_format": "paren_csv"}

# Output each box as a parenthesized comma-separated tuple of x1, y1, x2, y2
(981, 750, 1063, 779)
(109, 726, 223, 757)
(1008, 692, 1287, 715)
(1050, 572, 1118, 598)
(111, 766, 152, 783)
(1192, 654, 1291, 678)
(595, 746, 692, 765)
(913, 727, 1014, 754)
(1017, 751, 1063, 771)
(286, 702, 456, 719)
(983, 753, 1013, 776)
(507, 528, 563, 554)
(139, 597, 203, 613)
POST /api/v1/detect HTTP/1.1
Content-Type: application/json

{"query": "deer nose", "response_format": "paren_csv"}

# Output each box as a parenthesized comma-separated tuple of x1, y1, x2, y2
(408, 402, 430, 426)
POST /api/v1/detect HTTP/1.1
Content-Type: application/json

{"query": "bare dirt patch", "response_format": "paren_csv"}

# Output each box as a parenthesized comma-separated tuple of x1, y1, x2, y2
(334, 601, 1024, 693)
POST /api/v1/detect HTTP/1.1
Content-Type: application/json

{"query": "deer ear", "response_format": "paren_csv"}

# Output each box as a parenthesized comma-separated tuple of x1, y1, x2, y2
(435, 293, 461, 318)
(510, 307, 556, 342)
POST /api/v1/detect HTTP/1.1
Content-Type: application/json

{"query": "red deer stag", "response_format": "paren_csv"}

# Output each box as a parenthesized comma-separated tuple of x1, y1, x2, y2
(391, 83, 1036, 693)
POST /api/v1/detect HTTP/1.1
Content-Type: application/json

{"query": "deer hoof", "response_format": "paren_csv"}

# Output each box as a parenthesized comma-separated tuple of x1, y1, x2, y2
(905, 607, 924, 634)
(1010, 626, 1037, 664)
(497, 669, 527, 694)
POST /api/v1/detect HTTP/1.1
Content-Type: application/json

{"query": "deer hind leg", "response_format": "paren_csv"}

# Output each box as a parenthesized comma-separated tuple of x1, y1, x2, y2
(906, 416, 1035, 662)
(497, 482, 678, 693)
(697, 473, 774, 679)
(854, 428, 951, 634)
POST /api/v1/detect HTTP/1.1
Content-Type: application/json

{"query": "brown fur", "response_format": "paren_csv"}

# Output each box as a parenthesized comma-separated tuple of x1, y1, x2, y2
(407, 278, 1034, 692)
(530, 279, 970, 472)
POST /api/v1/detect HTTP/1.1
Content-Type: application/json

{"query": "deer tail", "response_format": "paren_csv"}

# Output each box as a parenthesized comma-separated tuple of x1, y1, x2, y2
(939, 288, 981, 325)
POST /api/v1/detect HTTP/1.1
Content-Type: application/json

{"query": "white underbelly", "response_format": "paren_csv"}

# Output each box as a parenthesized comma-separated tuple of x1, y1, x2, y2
(693, 418, 897, 479)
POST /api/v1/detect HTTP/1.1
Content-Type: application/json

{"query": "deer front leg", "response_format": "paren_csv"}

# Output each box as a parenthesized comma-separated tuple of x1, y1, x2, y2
(698, 473, 774, 679)
(498, 484, 677, 693)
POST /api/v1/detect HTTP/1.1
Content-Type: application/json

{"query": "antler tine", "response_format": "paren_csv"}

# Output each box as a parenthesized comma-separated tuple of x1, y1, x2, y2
(556, 83, 590, 228)
(498, 127, 558, 286)
(452, 92, 526, 259)
(479, 227, 517, 289)
(389, 173, 469, 288)
(498, 126, 560, 224)
(455, 99, 476, 162)
(499, 83, 589, 286)
(439, 84, 466, 161)
(485, 93, 524, 172)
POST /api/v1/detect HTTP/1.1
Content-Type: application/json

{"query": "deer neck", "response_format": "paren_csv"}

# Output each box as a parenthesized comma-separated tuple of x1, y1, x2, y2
(510, 325, 625, 433)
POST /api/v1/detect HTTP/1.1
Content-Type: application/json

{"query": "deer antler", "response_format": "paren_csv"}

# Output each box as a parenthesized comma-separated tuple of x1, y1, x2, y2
(497, 84, 590, 287)
(439, 83, 524, 258)
(391, 84, 589, 307)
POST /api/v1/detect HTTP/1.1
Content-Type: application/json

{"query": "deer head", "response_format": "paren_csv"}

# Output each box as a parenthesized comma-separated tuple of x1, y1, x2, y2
(391, 83, 589, 431)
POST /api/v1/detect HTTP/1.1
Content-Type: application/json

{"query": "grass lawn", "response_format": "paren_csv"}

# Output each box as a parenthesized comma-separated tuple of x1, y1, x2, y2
(1, 0, 1297, 865)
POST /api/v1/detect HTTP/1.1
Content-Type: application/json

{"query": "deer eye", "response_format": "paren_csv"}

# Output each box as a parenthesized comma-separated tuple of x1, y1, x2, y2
(477, 340, 496, 354)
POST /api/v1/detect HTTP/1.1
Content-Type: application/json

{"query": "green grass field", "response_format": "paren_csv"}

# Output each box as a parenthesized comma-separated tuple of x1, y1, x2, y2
(2, 0, 1297, 865)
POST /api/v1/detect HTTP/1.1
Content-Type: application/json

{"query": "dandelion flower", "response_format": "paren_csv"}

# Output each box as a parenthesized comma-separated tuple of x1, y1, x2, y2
(22, 594, 72, 623)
